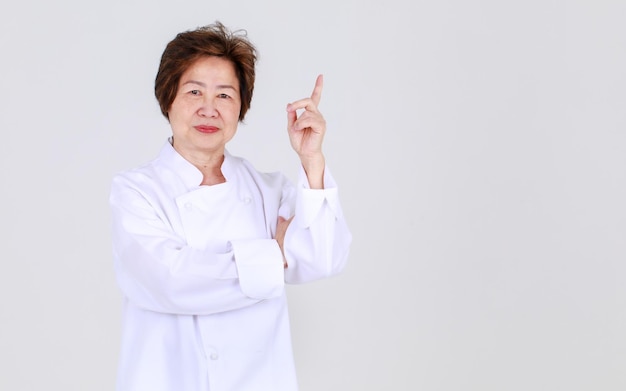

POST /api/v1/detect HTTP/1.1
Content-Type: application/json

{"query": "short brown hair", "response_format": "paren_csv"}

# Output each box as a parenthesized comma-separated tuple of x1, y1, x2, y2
(154, 21, 257, 121)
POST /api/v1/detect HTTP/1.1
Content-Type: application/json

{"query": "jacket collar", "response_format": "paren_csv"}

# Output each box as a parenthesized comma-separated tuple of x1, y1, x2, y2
(157, 137, 237, 190)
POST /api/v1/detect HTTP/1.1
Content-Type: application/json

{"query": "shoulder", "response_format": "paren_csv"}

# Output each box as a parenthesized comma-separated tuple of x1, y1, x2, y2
(228, 153, 289, 188)
(109, 159, 164, 206)
(111, 141, 194, 195)
(111, 158, 160, 189)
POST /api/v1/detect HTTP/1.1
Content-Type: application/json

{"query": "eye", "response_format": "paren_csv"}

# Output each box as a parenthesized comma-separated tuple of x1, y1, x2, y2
(218, 93, 231, 99)
(189, 90, 201, 96)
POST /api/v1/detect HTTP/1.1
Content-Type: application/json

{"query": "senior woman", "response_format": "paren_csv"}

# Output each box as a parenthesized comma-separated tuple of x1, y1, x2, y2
(109, 21, 352, 391)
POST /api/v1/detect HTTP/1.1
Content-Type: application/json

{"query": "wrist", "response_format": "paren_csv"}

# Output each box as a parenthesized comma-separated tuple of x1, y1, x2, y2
(300, 154, 325, 189)
(299, 152, 324, 169)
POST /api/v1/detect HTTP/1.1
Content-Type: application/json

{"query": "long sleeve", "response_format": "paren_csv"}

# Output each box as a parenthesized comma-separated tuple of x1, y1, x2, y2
(283, 166, 352, 284)
(110, 174, 285, 316)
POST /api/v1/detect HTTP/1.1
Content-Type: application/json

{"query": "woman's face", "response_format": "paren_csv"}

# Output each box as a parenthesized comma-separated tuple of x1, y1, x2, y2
(168, 56, 242, 159)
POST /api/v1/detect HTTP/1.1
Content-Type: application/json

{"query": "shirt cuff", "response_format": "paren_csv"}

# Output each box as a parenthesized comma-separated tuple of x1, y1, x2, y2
(296, 166, 344, 228)
(230, 239, 285, 299)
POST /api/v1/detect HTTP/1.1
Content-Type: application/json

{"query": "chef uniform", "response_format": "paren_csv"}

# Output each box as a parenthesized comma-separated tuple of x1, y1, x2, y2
(109, 140, 352, 391)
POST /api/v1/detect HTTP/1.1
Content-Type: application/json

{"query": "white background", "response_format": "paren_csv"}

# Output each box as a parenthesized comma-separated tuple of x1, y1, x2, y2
(1, 1, 625, 390)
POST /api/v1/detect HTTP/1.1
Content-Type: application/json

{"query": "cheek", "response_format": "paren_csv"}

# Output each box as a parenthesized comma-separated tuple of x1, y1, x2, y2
(170, 100, 194, 120)
(168, 108, 191, 133)
(222, 102, 242, 121)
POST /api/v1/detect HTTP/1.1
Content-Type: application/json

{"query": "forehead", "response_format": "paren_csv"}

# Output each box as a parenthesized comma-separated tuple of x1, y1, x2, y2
(180, 56, 239, 87)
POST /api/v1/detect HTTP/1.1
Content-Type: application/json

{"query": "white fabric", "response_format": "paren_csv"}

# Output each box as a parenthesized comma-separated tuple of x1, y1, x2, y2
(109, 140, 352, 391)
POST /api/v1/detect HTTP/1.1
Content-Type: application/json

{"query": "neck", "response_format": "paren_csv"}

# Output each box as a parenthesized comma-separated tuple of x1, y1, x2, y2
(199, 169, 226, 186)
(171, 139, 226, 186)
(193, 155, 226, 186)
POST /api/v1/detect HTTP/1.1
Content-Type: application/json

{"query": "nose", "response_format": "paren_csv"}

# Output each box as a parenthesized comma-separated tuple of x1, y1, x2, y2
(198, 97, 218, 118)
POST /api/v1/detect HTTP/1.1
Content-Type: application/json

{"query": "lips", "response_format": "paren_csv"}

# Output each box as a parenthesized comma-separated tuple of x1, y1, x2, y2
(194, 125, 219, 134)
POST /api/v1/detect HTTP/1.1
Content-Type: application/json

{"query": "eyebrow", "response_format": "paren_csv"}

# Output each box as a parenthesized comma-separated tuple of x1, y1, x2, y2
(182, 80, 238, 91)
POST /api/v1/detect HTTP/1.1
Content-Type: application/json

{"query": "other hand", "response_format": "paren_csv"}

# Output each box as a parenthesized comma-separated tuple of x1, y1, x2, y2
(275, 215, 294, 268)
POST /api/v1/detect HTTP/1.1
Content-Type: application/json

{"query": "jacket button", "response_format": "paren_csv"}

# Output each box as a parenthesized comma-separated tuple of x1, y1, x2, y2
(210, 353, 219, 360)
(243, 197, 251, 204)
(184, 202, 192, 210)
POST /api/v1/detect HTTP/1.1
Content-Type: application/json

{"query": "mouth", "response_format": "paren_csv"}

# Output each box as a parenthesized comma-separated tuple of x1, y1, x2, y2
(194, 125, 219, 134)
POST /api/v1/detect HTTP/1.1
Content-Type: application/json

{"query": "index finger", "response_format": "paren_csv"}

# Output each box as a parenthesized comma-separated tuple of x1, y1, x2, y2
(311, 74, 324, 106)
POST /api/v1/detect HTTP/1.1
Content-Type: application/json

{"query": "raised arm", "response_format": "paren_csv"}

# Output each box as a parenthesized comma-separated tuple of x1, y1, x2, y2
(278, 75, 352, 282)
(286, 74, 326, 189)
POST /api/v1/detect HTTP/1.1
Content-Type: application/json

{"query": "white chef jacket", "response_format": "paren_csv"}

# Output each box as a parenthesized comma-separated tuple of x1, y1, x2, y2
(109, 139, 352, 391)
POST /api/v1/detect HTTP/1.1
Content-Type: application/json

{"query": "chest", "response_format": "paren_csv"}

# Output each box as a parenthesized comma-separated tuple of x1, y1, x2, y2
(173, 178, 276, 251)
